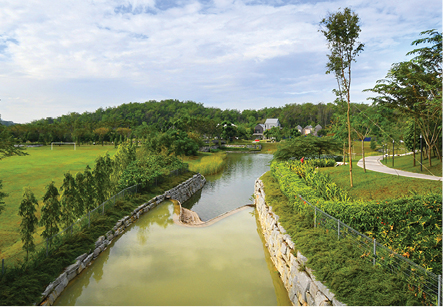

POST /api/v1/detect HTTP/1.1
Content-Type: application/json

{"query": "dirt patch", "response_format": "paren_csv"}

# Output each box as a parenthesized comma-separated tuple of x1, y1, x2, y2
(171, 199, 254, 228)
(180, 207, 204, 225)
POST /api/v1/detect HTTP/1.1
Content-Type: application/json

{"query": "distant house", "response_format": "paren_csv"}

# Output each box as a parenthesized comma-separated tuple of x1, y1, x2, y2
(253, 124, 265, 139)
(300, 124, 322, 136)
(253, 118, 281, 139)
(303, 125, 313, 135)
(314, 124, 322, 136)
(264, 118, 281, 130)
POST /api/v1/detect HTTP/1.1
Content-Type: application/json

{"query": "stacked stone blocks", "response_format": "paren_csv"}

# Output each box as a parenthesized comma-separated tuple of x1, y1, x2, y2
(255, 179, 345, 306)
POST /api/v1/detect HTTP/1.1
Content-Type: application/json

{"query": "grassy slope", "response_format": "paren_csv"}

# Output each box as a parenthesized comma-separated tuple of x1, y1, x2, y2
(318, 159, 442, 201)
(0, 145, 117, 258)
(381, 154, 442, 177)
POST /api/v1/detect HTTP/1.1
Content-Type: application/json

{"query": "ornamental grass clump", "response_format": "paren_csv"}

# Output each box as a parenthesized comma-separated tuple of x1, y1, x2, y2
(189, 152, 227, 175)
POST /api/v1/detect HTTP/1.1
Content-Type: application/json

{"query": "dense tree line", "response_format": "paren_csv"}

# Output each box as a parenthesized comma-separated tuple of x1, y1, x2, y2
(5, 100, 338, 144)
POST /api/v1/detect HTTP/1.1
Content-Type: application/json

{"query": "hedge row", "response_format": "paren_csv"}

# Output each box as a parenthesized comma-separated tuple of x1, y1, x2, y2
(271, 160, 442, 274)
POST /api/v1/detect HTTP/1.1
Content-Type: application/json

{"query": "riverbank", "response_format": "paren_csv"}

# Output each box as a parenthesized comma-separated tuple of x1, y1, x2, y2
(172, 199, 254, 228)
(39, 173, 206, 306)
(256, 170, 427, 306)
(0, 171, 199, 306)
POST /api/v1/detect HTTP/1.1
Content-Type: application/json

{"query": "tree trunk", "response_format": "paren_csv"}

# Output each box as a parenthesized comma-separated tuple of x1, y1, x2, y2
(347, 99, 353, 187)
(362, 139, 366, 172)
(428, 145, 432, 167)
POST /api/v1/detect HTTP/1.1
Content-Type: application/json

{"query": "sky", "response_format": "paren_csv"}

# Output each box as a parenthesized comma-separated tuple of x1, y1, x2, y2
(1, 0, 441, 124)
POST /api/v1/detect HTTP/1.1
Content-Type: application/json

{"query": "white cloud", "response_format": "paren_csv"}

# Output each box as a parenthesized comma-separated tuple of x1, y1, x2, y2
(0, 0, 441, 123)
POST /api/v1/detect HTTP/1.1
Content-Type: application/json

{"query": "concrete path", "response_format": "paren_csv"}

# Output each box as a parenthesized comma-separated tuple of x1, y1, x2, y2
(357, 155, 442, 181)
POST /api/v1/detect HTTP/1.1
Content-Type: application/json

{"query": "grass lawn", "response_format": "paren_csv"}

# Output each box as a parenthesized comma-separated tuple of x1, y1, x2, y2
(0, 145, 117, 258)
(318, 159, 442, 201)
(380, 154, 442, 177)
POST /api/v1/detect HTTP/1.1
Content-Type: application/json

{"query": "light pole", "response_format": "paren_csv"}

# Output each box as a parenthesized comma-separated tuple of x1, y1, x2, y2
(420, 134, 423, 172)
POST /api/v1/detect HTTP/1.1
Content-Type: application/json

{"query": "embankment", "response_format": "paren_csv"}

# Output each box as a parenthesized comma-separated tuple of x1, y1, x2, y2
(40, 173, 206, 306)
(255, 178, 345, 306)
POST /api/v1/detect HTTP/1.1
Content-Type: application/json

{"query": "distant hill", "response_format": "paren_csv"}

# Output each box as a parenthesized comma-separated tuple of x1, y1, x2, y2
(0, 119, 15, 126)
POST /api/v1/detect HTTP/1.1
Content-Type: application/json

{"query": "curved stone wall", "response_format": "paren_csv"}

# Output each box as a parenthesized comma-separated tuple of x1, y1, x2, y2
(40, 173, 206, 306)
(254, 178, 345, 306)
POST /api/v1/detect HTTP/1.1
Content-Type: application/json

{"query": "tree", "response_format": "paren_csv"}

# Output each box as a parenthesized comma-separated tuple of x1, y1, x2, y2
(83, 165, 96, 212)
(366, 30, 442, 166)
(18, 187, 39, 260)
(219, 121, 237, 142)
(320, 7, 364, 187)
(59, 172, 79, 229)
(111, 143, 136, 192)
(40, 181, 61, 242)
(0, 123, 27, 160)
(93, 155, 113, 205)
(74, 172, 86, 215)
(273, 135, 340, 161)
(93, 127, 110, 146)
(350, 105, 380, 172)
(404, 120, 419, 166)
(268, 126, 282, 141)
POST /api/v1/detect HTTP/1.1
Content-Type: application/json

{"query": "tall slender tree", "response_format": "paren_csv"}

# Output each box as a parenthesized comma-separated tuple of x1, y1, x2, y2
(40, 181, 61, 242)
(320, 7, 364, 187)
(18, 187, 39, 261)
(74, 172, 86, 215)
(93, 154, 113, 205)
(59, 172, 79, 229)
(83, 165, 96, 212)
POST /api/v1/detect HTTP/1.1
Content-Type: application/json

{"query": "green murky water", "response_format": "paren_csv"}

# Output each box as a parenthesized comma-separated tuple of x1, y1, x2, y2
(55, 154, 291, 305)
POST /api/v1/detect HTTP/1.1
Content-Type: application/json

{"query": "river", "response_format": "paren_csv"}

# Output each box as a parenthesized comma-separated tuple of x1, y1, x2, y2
(54, 153, 291, 305)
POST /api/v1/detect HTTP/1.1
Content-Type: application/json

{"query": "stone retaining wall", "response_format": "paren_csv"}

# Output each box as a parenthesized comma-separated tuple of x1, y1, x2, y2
(254, 178, 345, 306)
(40, 173, 206, 306)
(199, 146, 219, 152)
(223, 144, 262, 149)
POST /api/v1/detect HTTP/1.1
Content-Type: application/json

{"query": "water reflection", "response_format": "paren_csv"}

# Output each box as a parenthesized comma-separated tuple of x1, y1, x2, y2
(136, 205, 174, 245)
(55, 201, 291, 306)
(184, 154, 272, 221)
(54, 154, 291, 306)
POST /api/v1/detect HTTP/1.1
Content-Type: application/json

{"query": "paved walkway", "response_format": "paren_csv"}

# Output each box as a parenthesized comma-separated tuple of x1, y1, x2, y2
(357, 155, 442, 181)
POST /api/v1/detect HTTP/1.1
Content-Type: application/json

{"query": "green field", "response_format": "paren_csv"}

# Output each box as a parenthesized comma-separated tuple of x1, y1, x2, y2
(381, 154, 442, 177)
(0, 145, 117, 258)
(319, 159, 442, 201)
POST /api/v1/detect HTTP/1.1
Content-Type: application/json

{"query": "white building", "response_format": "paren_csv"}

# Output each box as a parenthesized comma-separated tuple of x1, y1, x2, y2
(264, 118, 281, 130)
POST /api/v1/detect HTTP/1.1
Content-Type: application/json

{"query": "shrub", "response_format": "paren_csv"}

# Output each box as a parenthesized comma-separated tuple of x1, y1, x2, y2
(271, 160, 442, 274)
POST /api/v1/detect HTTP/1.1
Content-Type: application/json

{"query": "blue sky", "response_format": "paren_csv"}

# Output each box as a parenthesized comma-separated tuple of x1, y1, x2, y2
(1, 0, 441, 123)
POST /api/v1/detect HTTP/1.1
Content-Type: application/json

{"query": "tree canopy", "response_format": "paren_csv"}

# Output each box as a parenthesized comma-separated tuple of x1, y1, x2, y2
(366, 30, 442, 166)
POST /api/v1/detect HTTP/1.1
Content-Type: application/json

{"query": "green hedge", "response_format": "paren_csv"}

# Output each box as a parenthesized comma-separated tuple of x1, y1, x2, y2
(271, 160, 442, 274)
(260, 171, 422, 306)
